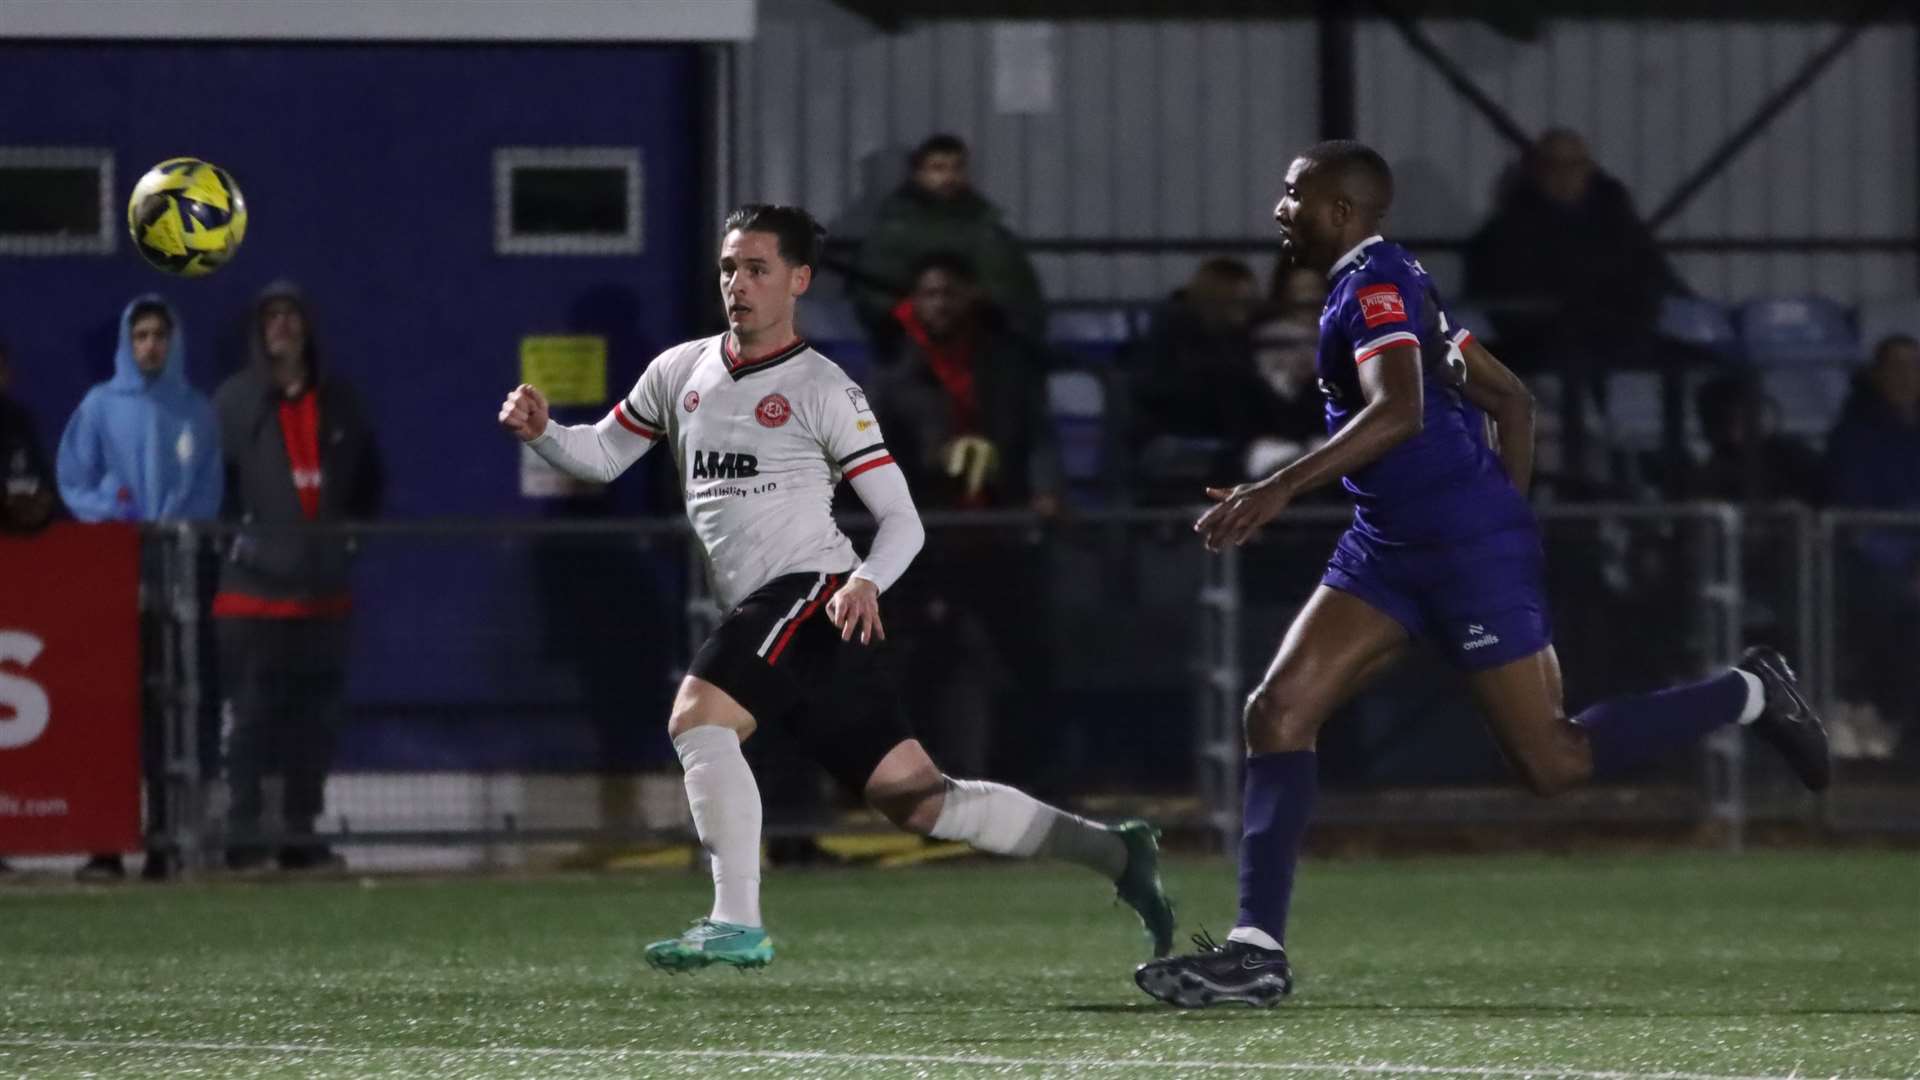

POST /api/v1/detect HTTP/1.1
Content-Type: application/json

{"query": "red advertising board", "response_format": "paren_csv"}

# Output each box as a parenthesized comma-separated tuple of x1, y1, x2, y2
(0, 523, 142, 854)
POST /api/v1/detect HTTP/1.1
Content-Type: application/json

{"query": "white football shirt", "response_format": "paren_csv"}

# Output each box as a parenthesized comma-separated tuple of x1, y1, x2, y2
(528, 334, 906, 610)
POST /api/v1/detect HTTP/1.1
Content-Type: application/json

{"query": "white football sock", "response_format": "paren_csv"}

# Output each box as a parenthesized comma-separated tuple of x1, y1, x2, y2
(1227, 926, 1284, 952)
(1735, 669, 1766, 725)
(928, 778, 1128, 880)
(673, 725, 762, 928)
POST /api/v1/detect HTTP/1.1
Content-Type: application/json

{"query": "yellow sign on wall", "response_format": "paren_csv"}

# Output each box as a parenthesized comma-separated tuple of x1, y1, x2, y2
(519, 336, 607, 406)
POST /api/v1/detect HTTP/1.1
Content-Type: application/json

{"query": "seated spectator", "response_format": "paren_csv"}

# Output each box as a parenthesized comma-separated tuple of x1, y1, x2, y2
(1131, 258, 1297, 494)
(871, 252, 1058, 513)
(851, 134, 1045, 347)
(1826, 334, 1920, 760)
(0, 339, 59, 534)
(1466, 129, 1688, 489)
(1685, 372, 1822, 504)
(55, 295, 223, 882)
(1246, 266, 1333, 477)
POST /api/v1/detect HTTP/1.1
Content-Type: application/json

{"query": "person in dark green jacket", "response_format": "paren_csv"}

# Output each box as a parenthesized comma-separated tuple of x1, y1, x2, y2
(850, 134, 1045, 348)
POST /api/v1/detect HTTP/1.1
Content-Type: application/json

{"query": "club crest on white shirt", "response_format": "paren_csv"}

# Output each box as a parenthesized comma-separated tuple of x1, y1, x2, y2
(755, 393, 792, 428)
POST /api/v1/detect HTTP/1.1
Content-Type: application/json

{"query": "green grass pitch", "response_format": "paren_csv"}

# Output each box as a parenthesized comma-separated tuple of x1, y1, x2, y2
(1, 852, 1915, 1078)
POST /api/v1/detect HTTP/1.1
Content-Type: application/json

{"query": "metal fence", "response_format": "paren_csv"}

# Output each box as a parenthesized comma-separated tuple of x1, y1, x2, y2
(130, 504, 1916, 871)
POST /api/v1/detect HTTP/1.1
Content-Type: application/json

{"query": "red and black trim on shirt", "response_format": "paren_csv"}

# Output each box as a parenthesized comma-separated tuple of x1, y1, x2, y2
(838, 441, 894, 480)
(613, 397, 662, 439)
(722, 336, 809, 380)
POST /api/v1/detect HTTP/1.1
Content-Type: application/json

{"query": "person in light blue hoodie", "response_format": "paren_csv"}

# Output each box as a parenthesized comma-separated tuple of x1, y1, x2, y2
(55, 294, 222, 882)
(57, 295, 222, 524)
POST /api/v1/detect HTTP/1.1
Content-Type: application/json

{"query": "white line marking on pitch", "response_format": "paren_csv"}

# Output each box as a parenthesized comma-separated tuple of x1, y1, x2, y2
(0, 1037, 1891, 1080)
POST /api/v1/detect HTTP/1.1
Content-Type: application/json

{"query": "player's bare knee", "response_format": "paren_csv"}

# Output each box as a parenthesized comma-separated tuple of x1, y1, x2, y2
(666, 678, 753, 741)
(1243, 683, 1321, 753)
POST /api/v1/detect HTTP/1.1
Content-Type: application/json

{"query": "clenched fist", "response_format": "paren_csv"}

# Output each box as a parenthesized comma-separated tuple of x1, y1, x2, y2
(498, 383, 550, 442)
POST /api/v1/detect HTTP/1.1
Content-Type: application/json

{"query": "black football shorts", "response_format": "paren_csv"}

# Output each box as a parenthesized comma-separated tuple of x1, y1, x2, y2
(687, 568, 914, 793)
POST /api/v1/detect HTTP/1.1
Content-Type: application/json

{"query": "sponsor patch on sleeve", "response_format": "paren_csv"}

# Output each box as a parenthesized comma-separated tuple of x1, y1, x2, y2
(847, 387, 872, 414)
(1356, 284, 1407, 328)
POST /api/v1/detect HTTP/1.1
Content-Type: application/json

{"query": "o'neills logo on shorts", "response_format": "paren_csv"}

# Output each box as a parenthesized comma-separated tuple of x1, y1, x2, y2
(1462, 623, 1501, 650)
(756, 393, 792, 428)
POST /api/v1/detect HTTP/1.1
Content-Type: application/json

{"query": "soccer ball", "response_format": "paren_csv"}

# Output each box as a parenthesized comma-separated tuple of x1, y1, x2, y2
(126, 158, 248, 277)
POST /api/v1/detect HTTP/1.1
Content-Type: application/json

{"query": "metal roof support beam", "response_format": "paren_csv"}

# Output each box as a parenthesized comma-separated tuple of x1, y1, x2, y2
(1371, 2, 1534, 153)
(1647, 1, 1891, 231)
(1319, 0, 1357, 139)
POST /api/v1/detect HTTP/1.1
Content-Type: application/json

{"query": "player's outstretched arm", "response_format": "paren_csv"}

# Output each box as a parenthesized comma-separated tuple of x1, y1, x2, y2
(1195, 345, 1424, 551)
(832, 463, 926, 644)
(1458, 338, 1535, 496)
(498, 383, 656, 484)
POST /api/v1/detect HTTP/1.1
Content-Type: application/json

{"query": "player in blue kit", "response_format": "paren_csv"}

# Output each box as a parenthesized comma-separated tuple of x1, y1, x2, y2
(1134, 141, 1830, 1009)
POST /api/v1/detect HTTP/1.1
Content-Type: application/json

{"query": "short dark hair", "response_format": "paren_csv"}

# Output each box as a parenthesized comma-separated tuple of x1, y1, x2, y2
(1874, 333, 1920, 365)
(723, 204, 826, 269)
(910, 133, 969, 169)
(1298, 139, 1395, 216)
(1194, 256, 1256, 283)
(128, 300, 173, 332)
(909, 250, 978, 285)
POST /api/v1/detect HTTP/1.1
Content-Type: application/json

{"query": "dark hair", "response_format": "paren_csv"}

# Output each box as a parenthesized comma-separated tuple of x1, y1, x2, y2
(723, 204, 826, 269)
(1874, 333, 1920, 366)
(909, 133, 969, 169)
(909, 250, 979, 285)
(128, 300, 173, 332)
(1298, 139, 1395, 215)
(1194, 256, 1256, 283)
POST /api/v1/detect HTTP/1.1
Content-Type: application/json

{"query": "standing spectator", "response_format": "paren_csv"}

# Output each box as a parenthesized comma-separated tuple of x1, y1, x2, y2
(56, 295, 223, 881)
(851, 134, 1045, 347)
(1465, 129, 1688, 488)
(213, 281, 382, 871)
(1826, 334, 1920, 759)
(0, 338, 61, 877)
(0, 340, 60, 534)
(57, 297, 222, 524)
(870, 252, 1058, 783)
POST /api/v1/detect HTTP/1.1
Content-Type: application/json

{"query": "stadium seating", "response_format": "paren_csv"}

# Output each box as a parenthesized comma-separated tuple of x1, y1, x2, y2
(1736, 296, 1860, 440)
(1045, 306, 1139, 366)
(1657, 295, 1741, 360)
(1047, 369, 1108, 487)
(1736, 295, 1857, 365)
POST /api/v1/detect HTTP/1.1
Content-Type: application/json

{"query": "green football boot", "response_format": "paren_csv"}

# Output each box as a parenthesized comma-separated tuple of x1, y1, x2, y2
(1112, 820, 1176, 958)
(644, 918, 774, 973)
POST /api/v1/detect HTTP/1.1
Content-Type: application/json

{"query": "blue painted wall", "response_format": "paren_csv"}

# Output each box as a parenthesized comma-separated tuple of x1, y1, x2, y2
(0, 41, 707, 517)
(1, 44, 711, 768)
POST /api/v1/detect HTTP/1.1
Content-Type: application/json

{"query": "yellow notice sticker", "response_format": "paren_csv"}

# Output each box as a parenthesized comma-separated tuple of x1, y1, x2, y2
(519, 336, 607, 406)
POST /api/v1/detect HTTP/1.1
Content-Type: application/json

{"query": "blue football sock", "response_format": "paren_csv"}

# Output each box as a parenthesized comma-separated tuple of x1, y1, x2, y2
(1235, 750, 1318, 947)
(1576, 670, 1747, 780)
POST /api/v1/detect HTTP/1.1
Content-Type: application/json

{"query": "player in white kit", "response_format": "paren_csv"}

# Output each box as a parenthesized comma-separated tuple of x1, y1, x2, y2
(498, 205, 1173, 971)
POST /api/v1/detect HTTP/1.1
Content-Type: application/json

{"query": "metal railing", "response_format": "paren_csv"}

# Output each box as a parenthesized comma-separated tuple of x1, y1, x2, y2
(118, 503, 1917, 871)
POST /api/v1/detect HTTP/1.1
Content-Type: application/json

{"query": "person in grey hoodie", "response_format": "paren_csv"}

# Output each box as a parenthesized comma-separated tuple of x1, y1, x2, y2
(212, 281, 382, 871)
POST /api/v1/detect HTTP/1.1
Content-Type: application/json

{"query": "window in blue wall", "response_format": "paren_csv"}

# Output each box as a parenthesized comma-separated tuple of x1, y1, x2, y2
(494, 147, 642, 256)
(0, 147, 114, 256)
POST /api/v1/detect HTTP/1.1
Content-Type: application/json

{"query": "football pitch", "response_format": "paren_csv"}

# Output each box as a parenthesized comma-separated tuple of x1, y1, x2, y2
(1, 852, 1914, 1079)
